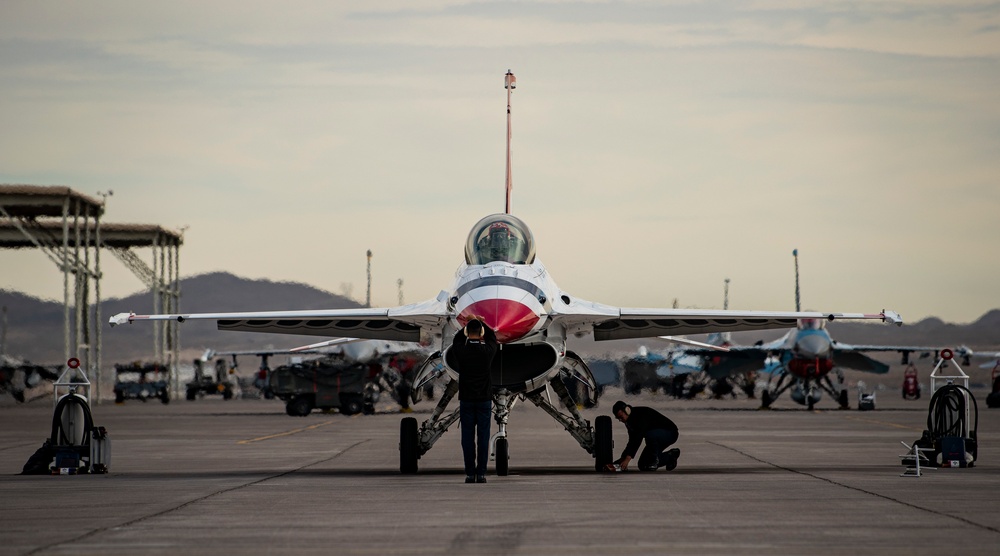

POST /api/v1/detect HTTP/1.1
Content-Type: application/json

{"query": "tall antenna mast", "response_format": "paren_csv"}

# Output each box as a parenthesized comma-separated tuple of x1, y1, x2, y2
(792, 249, 801, 312)
(397, 278, 404, 305)
(504, 69, 516, 214)
(723, 278, 730, 310)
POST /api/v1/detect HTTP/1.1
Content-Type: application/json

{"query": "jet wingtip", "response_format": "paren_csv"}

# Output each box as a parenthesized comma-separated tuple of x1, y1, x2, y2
(882, 310, 903, 326)
(108, 312, 135, 327)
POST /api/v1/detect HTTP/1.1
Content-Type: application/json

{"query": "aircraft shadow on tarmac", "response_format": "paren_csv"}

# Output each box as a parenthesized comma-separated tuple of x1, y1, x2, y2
(107, 464, 899, 480)
(667, 406, 929, 412)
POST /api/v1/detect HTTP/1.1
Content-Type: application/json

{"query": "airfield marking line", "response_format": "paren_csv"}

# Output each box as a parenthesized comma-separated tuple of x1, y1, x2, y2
(237, 419, 336, 444)
(23, 439, 370, 556)
(710, 441, 1000, 536)
(841, 415, 921, 431)
(0, 441, 42, 453)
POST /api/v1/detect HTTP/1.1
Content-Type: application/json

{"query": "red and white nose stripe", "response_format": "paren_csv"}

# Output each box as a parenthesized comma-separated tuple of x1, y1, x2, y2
(455, 283, 543, 343)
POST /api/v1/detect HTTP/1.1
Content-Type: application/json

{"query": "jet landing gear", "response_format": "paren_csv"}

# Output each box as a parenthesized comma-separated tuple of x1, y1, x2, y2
(761, 368, 849, 410)
(489, 389, 513, 476)
(398, 384, 523, 476)
(760, 371, 790, 409)
(818, 370, 850, 410)
(525, 376, 614, 472)
(399, 378, 460, 474)
(397, 373, 614, 474)
(491, 382, 612, 475)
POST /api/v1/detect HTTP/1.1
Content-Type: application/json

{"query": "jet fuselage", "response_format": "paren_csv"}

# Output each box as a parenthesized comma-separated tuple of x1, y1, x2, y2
(783, 327, 836, 379)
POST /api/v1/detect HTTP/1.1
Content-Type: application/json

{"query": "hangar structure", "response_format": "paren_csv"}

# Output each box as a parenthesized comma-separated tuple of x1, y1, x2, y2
(0, 185, 184, 402)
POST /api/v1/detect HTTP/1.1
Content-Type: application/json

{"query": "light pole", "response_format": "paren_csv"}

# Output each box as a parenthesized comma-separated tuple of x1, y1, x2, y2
(366, 250, 373, 308)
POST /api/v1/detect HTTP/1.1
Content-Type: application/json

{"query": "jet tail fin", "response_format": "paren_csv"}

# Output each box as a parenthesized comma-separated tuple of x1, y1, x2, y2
(504, 70, 516, 214)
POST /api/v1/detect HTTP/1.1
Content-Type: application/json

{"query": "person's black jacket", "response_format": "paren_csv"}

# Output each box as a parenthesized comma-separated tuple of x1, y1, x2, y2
(450, 325, 498, 402)
(619, 406, 678, 460)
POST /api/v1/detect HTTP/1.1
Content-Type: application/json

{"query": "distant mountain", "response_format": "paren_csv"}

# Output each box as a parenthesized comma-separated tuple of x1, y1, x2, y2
(1, 272, 363, 364)
(2, 274, 998, 365)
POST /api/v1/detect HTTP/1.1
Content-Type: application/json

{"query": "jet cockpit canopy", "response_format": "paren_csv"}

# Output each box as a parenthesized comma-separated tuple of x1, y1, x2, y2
(465, 213, 536, 265)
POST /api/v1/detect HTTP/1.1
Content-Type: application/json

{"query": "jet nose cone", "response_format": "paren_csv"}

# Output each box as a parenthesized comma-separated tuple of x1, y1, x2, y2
(462, 299, 539, 343)
(795, 334, 831, 358)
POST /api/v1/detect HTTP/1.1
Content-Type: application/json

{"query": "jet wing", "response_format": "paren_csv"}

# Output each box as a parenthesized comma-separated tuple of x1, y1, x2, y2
(830, 342, 950, 355)
(551, 299, 900, 341)
(23, 363, 62, 382)
(831, 342, 980, 368)
(109, 295, 451, 343)
(207, 347, 325, 358)
(677, 345, 773, 379)
(831, 350, 890, 374)
(704, 354, 771, 380)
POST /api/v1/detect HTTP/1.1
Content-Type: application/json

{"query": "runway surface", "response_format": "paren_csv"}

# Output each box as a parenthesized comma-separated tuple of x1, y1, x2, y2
(2, 388, 998, 555)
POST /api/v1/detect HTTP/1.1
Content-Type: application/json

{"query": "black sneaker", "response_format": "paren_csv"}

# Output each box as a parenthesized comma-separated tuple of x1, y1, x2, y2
(476, 475, 487, 483)
(662, 448, 681, 471)
(465, 475, 475, 483)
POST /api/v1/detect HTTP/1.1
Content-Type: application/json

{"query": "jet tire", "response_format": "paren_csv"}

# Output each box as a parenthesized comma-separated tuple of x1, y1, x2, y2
(400, 417, 419, 474)
(495, 437, 509, 476)
(760, 390, 773, 409)
(594, 415, 614, 472)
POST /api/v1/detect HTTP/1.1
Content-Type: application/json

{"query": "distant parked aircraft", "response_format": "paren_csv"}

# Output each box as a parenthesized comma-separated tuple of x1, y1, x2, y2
(687, 250, 964, 410)
(0, 354, 60, 402)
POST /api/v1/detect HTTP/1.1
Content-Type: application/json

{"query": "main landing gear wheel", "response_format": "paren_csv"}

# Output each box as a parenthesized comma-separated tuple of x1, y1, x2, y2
(594, 415, 613, 471)
(838, 389, 849, 409)
(760, 390, 773, 409)
(400, 417, 419, 474)
(495, 438, 509, 476)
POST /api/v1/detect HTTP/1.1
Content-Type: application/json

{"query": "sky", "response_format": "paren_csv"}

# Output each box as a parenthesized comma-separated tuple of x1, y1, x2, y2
(1, 0, 998, 324)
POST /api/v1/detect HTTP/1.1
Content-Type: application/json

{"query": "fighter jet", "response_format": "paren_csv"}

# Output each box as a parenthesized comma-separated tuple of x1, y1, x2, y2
(207, 339, 433, 411)
(686, 250, 964, 410)
(110, 71, 901, 473)
(0, 354, 60, 403)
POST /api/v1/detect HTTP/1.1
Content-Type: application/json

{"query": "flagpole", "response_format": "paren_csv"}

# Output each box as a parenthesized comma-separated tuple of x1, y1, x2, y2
(504, 70, 516, 214)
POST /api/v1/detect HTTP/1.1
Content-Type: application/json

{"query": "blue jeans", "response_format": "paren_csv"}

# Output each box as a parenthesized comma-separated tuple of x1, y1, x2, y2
(637, 428, 679, 471)
(460, 400, 492, 476)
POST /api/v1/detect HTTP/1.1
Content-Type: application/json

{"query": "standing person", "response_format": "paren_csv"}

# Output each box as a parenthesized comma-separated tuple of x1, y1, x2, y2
(450, 317, 499, 483)
(610, 400, 680, 472)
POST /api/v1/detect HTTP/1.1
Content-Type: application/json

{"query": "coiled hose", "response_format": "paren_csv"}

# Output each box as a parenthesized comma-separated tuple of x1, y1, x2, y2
(50, 393, 95, 447)
(926, 383, 978, 463)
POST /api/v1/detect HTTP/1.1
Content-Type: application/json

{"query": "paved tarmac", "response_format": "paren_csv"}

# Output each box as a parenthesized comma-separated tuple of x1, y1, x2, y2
(2, 387, 998, 556)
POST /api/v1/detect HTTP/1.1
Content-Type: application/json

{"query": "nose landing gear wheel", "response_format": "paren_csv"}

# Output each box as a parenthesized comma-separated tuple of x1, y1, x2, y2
(495, 438, 509, 476)
(400, 417, 418, 474)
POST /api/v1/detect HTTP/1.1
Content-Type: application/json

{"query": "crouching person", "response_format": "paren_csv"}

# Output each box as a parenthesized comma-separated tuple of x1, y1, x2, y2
(611, 400, 680, 471)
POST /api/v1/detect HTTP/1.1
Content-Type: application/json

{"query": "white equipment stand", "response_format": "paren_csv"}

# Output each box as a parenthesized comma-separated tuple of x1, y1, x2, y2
(54, 357, 92, 407)
(899, 441, 935, 477)
(51, 358, 110, 474)
(897, 348, 975, 475)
